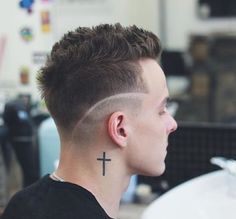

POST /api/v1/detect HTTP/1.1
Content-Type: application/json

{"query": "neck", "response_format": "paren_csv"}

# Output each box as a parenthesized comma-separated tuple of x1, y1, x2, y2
(55, 145, 131, 218)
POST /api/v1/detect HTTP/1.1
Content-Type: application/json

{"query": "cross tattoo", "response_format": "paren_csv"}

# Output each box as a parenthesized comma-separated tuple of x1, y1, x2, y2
(97, 152, 111, 176)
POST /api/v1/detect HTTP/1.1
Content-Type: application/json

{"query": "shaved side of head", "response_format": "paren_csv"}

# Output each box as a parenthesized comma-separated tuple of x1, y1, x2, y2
(70, 93, 146, 144)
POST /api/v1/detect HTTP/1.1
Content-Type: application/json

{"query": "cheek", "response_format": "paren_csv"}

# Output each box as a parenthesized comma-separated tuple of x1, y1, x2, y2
(127, 118, 168, 175)
(129, 113, 168, 150)
(145, 117, 166, 140)
(144, 119, 169, 165)
(137, 119, 166, 155)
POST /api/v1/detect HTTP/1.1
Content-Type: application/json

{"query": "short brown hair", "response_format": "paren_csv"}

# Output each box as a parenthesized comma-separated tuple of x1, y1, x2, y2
(37, 23, 161, 132)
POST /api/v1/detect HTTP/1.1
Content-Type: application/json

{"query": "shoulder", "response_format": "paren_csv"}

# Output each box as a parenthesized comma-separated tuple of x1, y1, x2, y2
(1, 175, 50, 219)
(1, 175, 112, 219)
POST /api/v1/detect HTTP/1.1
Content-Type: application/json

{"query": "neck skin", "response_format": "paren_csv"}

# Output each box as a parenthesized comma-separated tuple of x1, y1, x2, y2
(54, 139, 131, 219)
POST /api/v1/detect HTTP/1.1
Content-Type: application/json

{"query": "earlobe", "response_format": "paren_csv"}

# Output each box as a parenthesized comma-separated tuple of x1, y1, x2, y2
(107, 112, 128, 148)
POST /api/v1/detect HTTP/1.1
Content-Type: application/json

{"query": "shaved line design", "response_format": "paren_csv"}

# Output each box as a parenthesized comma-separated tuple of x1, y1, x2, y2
(76, 92, 146, 125)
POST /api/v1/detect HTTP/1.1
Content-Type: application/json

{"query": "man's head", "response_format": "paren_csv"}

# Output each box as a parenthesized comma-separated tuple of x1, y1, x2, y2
(37, 23, 177, 176)
(37, 23, 160, 134)
(124, 59, 177, 176)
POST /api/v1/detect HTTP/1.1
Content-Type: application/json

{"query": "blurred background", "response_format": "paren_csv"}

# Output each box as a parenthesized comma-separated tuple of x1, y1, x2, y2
(0, 0, 236, 218)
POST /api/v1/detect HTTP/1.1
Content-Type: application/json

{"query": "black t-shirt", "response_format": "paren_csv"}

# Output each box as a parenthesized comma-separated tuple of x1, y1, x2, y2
(1, 175, 114, 219)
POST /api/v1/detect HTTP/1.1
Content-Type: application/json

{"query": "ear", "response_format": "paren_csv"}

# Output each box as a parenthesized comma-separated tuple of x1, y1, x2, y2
(107, 111, 129, 148)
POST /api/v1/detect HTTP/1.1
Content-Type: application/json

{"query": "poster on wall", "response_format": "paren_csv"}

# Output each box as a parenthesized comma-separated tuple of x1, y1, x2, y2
(41, 0, 52, 3)
(41, 10, 51, 33)
(19, 66, 30, 85)
(57, 0, 108, 4)
(20, 27, 33, 42)
(32, 51, 48, 64)
(19, 0, 35, 14)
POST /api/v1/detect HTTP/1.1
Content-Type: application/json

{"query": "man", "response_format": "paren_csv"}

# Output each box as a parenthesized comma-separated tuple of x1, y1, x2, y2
(2, 23, 177, 219)
(2, 98, 38, 187)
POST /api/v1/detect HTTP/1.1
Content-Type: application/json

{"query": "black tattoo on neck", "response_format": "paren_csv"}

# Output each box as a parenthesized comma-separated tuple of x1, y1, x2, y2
(97, 152, 111, 176)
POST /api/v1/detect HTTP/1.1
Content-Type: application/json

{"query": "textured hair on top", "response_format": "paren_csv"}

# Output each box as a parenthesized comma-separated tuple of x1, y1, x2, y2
(37, 23, 161, 132)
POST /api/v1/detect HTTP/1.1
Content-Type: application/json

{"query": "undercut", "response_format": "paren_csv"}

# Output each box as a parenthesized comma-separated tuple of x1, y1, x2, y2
(72, 93, 145, 143)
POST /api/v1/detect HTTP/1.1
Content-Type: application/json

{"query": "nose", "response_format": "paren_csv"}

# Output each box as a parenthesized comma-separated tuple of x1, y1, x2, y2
(167, 115, 178, 135)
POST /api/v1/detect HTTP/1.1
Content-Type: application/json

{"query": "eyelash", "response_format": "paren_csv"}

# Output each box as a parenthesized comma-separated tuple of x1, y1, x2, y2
(158, 99, 172, 116)
(159, 107, 167, 115)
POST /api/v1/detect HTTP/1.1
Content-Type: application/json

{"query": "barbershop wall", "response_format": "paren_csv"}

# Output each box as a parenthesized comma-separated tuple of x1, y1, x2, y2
(165, 0, 236, 50)
(0, 0, 54, 102)
(0, 0, 159, 102)
(1, 0, 236, 102)
(52, 0, 159, 43)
